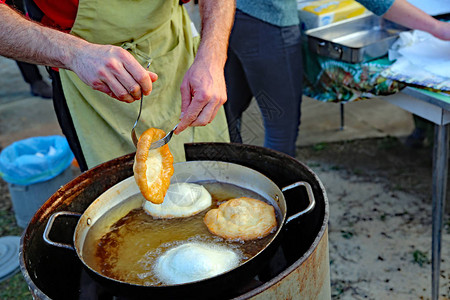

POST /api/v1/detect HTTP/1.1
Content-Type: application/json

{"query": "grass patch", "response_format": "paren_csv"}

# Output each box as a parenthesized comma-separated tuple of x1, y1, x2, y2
(412, 250, 430, 267)
(331, 280, 346, 297)
(307, 162, 321, 168)
(392, 184, 403, 191)
(312, 143, 327, 151)
(378, 136, 399, 150)
(0, 210, 23, 237)
(341, 230, 354, 239)
(352, 168, 364, 176)
(0, 272, 31, 300)
(0, 200, 29, 299)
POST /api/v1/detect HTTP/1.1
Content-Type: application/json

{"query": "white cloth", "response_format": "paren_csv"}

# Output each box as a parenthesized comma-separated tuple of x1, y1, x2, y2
(382, 30, 450, 90)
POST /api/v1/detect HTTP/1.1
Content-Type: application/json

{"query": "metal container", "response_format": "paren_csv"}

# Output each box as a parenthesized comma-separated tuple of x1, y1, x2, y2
(42, 160, 315, 299)
(19, 143, 331, 299)
(306, 14, 409, 63)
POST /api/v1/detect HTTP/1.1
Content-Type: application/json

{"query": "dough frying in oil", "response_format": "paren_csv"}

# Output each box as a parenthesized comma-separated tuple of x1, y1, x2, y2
(143, 182, 212, 218)
(153, 242, 240, 284)
(203, 197, 277, 241)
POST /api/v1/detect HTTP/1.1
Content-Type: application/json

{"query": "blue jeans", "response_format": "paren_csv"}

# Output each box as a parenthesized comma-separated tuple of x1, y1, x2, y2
(224, 10, 303, 156)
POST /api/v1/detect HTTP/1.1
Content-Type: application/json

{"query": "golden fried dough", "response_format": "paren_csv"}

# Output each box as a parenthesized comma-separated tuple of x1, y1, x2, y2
(133, 128, 174, 204)
(204, 197, 277, 241)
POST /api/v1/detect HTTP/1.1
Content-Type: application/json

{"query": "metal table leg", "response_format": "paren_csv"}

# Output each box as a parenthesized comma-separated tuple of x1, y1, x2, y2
(431, 123, 449, 300)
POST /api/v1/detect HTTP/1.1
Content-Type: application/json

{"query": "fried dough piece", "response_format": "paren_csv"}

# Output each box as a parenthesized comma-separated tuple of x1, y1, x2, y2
(204, 197, 277, 241)
(143, 182, 212, 218)
(133, 128, 174, 204)
(153, 242, 240, 284)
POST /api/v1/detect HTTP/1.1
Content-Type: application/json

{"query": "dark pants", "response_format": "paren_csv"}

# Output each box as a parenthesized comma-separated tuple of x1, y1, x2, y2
(224, 10, 303, 157)
(16, 62, 43, 84)
(49, 69, 89, 172)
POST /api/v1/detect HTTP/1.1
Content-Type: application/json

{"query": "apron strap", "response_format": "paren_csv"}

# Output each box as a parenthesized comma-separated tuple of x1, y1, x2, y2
(120, 17, 173, 66)
(121, 41, 152, 67)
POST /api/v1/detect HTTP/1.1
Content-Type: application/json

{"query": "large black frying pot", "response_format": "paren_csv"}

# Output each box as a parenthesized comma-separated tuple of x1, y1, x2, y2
(20, 143, 328, 300)
(42, 159, 315, 299)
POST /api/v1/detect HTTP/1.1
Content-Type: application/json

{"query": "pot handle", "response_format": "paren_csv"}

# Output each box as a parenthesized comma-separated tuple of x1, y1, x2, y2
(43, 211, 81, 251)
(282, 181, 315, 225)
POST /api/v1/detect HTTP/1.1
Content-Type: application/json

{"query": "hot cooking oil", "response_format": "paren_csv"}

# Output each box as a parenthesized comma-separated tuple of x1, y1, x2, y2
(82, 181, 278, 286)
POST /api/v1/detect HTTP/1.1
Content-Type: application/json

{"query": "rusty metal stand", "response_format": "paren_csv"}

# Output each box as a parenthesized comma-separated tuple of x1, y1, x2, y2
(431, 123, 449, 300)
(340, 103, 345, 131)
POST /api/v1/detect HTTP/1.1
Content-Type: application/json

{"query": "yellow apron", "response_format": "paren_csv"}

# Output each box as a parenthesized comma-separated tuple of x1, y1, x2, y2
(59, 0, 229, 169)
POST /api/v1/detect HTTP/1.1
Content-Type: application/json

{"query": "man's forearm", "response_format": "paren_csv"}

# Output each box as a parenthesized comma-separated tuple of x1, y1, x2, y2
(175, 0, 235, 133)
(0, 4, 156, 103)
(196, 0, 235, 67)
(0, 4, 86, 69)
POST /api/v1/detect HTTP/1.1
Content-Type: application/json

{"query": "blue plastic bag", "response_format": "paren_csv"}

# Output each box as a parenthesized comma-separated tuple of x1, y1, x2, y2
(0, 135, 74, 185)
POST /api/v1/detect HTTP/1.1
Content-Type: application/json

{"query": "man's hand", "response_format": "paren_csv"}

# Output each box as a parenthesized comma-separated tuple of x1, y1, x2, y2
(174, 0, 235, 134)
(70, 43, 158, 103)
(176, 57, 227, 133)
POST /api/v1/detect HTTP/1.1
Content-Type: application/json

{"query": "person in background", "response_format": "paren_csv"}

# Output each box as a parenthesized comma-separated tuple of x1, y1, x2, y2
(224, 0, 450, 157)
(224, 1, 303, 157)
(4, 0, 52, 99)
(405, 115, 434, 148)
(0, 0, 235, 171)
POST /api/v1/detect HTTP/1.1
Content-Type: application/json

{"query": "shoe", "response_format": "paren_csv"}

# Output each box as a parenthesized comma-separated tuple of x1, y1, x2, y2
(31, 80, 52, 99)
(405, 128, 426, 148)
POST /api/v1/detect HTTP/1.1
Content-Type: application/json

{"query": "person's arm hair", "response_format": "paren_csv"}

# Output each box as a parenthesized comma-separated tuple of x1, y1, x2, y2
(0, 4, 157, 102)
(383, 0, 450, 40)
(0, 4, 86, 68)
(196, 0, 235, 70)
(176, 0, 235, 133)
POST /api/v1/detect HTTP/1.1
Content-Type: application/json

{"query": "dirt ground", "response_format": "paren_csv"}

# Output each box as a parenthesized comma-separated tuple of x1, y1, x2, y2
(1, 136, 449, 299)
(296, 137, 450, 299)
(296, 136, 436, 204)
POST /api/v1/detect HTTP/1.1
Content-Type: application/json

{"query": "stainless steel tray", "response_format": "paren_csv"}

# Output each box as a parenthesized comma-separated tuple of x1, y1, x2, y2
(305, 14, 409, 63)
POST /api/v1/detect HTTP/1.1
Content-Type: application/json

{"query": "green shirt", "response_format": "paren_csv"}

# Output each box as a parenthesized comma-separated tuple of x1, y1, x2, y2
(357, 0, 396, 16)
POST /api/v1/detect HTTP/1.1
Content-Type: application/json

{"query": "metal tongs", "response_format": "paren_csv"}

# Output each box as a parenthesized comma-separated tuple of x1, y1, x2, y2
(148, 123, 179, 150)
(130, 62, 178, 150)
